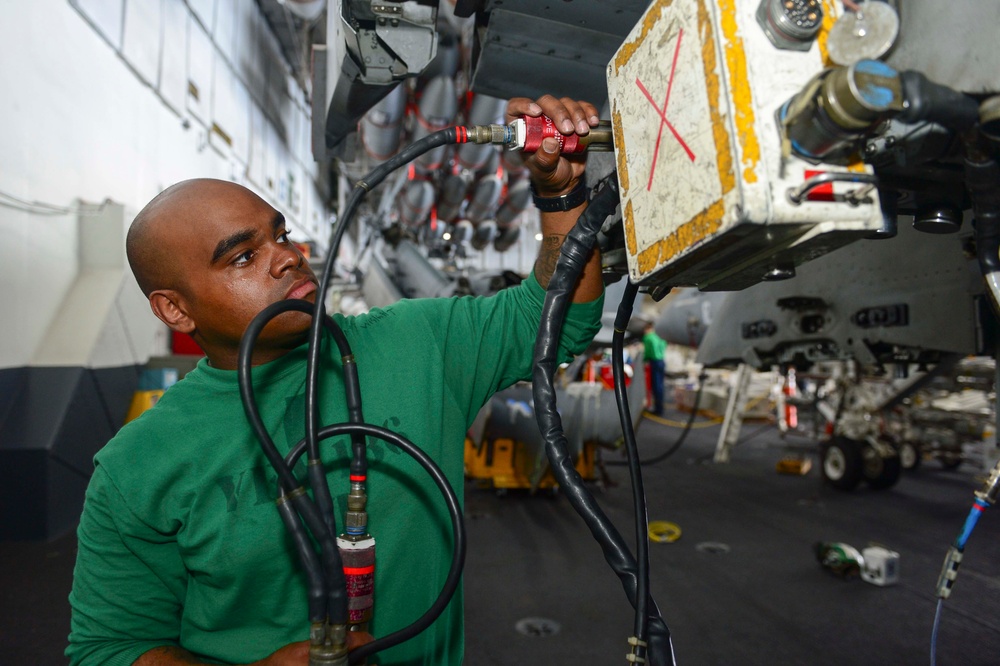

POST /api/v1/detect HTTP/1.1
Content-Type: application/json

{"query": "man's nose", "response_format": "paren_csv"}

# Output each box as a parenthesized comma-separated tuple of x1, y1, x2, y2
(271, 242, 302, 277)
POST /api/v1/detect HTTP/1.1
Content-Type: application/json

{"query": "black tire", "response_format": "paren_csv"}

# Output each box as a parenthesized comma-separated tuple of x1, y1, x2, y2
(897, 441, 921, 471)
(821, 437, 863, 490)
(861, 442, 902, 490)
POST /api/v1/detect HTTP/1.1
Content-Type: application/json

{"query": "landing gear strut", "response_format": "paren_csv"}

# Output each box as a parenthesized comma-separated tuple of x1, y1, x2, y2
(861, 438, 902, 489)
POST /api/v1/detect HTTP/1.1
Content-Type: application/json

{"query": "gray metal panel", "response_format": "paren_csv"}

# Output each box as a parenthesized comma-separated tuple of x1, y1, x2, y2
(884, 0, 1000, 94)
(470, 3, 648, 104)
(52, 368, 136, 475)
(0, 365, 140, 540)
(694, 220, 983, 368)
(311, 44, 331, 161)
(481, 0, 651, 38)
(1, 367, 82, 452)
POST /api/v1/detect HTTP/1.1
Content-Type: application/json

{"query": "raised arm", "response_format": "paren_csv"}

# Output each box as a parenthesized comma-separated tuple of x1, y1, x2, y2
(505, 95, 604, 303)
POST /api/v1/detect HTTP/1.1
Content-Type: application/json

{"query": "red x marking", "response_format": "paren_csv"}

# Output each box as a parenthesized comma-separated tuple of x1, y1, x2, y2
(636, 27, 696, 191)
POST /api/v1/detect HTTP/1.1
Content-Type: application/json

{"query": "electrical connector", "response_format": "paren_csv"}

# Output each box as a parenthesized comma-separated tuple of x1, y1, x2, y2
(465, 123, 515, 146)
(975, 458, 1000, 505)
(935, 546, 963, 599)
(506, 115, 614, 154)
(344, 479, 369, 538)
(309, 621, 348, 665)
(466, 116, 616, 153)
(341, 475, 375, 640)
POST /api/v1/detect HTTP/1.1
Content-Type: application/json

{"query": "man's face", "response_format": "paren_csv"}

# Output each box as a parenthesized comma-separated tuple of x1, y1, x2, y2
(160, 182, 319, 367)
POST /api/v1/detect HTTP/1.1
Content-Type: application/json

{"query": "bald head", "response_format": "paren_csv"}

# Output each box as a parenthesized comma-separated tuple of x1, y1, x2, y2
(128, 178, 314, 368)
(127, 179, 263, 296)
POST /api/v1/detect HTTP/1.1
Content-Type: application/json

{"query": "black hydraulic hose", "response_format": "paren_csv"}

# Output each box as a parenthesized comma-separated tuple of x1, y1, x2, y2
(976, 212, 1000, 273)
(308, 192, 365, 538)
(239, 299, 350, 626)
(238, 300, 313, 492)
(898, 71, 980, 132)
(637, 376, 705, 466)
(239, 297, 362, 491)
(606, 374, 705, 467)
(283, 422, 466, 666)
(324, 306, 368, 478)
(530, 175, 674, 665)
(275, 492, 326, 623)
(305, 128, 463, 538)
(239, 127, 479, 658)
(961, 138, 1000, 334)
(976, 210, 1000, 303)
(241, 291, 466, 642)
(289, 488, 348, 627)
(610, 280, 650, 656)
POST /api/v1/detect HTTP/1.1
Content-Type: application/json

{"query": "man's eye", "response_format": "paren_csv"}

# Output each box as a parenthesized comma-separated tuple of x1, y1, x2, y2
(278, 228, 292, 243)
(233, 249, 255, 266)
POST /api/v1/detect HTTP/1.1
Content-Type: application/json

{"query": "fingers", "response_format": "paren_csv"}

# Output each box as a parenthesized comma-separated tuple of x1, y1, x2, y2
(507, 93, 597, 197)
(506, 95, 600, 135)
(535, 95, 599, 135)
(505, 97, 543, 124)
(525, 137, 579, 197)
(531, 138, 562, 173)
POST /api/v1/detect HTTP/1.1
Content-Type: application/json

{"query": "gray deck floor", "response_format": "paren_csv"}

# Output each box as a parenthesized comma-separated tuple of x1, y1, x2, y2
(3, 406, 1000, 665)
(462, 411, 1000, 666)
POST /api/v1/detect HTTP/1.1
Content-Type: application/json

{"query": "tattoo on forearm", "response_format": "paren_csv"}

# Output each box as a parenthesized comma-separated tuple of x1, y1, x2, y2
(535, 233, 566, 288)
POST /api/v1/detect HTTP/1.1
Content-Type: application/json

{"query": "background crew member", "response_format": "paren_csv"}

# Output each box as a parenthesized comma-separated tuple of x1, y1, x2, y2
(644, 321, 668, 416)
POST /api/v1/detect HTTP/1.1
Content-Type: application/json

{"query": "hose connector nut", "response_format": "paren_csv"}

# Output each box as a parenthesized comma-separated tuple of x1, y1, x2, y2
(468, 123, 514, 145)
(344, 510, 367, 531)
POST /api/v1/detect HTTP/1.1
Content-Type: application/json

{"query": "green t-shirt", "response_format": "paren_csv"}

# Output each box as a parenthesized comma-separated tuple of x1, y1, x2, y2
(67, 274, 602, 666)
(643, 330, 667, 361)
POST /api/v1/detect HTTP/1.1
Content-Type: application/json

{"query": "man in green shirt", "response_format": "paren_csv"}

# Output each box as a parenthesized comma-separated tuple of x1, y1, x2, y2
(67, 95, 606, 666)
(643, 321, 668, 415)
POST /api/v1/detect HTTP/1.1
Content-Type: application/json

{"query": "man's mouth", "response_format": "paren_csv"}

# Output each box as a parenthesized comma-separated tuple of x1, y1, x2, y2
(286, 278, 318, 300)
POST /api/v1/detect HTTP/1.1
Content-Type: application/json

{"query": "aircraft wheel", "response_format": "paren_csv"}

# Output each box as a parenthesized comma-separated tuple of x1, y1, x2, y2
(897, 441, 921, 471)
(861, 442, 901, 490)
(939, 450, 963, 471)
(821, 437, 863, 490)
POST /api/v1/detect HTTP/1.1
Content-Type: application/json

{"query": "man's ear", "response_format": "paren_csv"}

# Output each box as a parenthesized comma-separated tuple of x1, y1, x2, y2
(149, 289, 196, 334)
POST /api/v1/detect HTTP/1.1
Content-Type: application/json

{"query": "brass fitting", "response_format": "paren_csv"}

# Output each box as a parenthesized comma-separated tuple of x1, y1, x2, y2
(309, 622, 348, 665)
(466, 124, 514, 145)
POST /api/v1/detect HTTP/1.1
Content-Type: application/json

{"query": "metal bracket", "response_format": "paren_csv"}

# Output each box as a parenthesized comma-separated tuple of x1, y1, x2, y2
(786, 172, 878, 206)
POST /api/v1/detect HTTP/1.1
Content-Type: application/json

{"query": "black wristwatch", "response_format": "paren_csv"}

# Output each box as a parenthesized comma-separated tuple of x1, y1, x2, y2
(530, 180, 589, 212)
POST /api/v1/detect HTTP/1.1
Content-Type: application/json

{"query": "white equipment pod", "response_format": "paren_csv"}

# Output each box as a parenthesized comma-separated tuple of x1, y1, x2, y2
(607, 0, 884, 291)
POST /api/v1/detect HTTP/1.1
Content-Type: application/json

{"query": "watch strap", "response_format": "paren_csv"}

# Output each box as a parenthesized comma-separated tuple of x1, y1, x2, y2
(530, 180, 589, 212)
